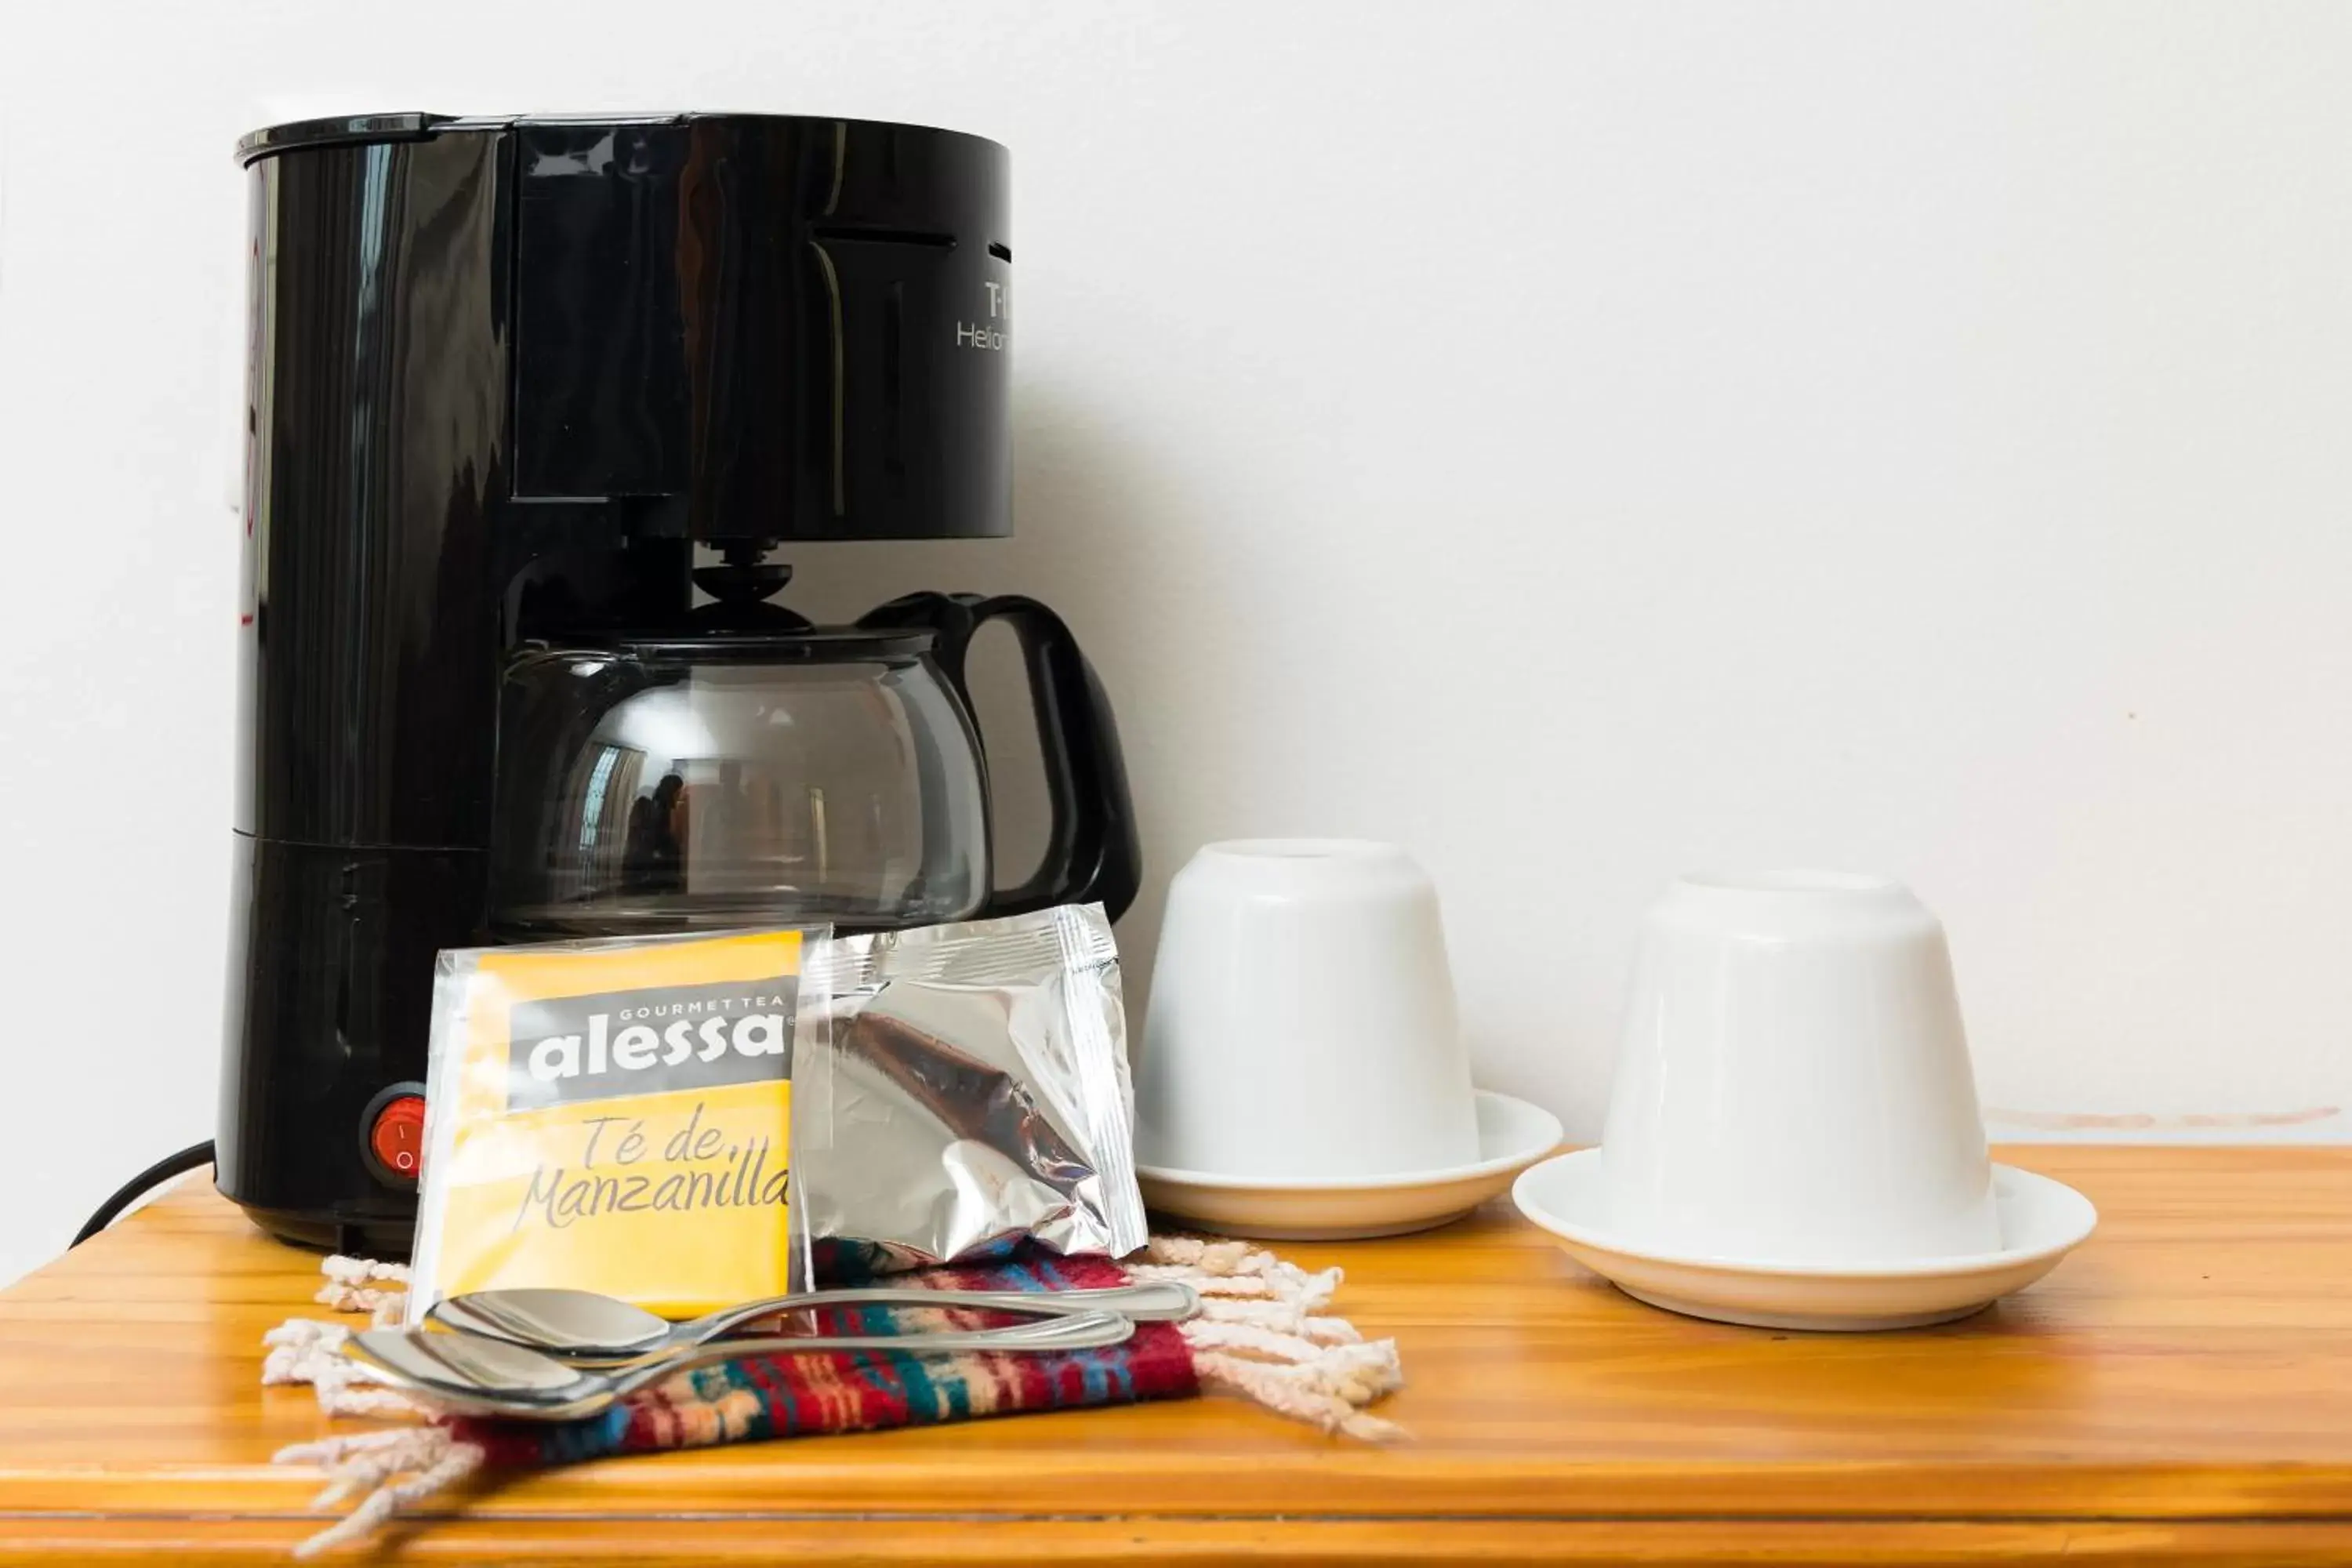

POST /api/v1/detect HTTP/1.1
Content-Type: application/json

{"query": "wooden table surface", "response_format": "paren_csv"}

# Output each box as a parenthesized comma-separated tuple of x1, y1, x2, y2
(2, 1146, 2350, 1563)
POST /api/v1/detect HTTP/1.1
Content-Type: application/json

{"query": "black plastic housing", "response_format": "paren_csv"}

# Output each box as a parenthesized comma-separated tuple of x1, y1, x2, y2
(219, 114, 1037, 1252)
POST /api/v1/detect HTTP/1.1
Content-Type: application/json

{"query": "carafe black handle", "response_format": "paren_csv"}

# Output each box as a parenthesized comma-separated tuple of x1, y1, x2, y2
(858, 591, 1142, 921)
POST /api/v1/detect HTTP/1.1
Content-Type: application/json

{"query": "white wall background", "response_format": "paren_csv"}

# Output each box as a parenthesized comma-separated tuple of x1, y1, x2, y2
(2, 1, 2348, 1281)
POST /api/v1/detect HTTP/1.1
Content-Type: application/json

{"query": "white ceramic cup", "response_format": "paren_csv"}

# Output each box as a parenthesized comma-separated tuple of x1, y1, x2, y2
(1599, 871, 1999, 1265)
(1137, 840, 1482, 1180)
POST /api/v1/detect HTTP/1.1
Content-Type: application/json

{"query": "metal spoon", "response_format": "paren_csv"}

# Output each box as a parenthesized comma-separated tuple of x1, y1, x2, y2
(428, 1279, 1197, 1364)
(343, 1309, 1135, 1422)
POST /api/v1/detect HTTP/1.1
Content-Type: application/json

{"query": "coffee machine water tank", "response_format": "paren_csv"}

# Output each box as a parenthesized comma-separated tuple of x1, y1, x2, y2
(217, 114, 1139, 1253)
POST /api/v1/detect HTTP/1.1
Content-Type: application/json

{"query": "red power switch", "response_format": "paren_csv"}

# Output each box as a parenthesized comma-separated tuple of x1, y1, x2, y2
(368, 1094, 426, 1183)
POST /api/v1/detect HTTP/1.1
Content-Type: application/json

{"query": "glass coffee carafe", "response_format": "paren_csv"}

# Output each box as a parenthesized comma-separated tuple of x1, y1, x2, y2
(489, 593, 1139, 935)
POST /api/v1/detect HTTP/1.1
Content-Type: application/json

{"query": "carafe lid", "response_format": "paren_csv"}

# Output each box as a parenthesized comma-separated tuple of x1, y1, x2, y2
(532, 626, 938, 662)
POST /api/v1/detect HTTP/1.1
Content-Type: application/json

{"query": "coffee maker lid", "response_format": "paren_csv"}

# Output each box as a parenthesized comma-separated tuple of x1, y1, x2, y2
(235, 113, 451, 165)
(234, 111, 1006, 165)
(236, 111, 1014, 545)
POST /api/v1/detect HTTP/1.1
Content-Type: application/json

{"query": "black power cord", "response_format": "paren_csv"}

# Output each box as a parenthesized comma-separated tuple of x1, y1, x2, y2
(71, 1140, 216, 1247)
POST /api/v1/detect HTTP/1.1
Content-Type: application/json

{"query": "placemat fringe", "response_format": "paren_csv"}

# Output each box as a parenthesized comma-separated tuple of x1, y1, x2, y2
(262, 1319, 419, 1418)
(314, 1254, 410, 1317)
(273, 1427, 484, 1559)
(1134, 1236, 1405, 1441)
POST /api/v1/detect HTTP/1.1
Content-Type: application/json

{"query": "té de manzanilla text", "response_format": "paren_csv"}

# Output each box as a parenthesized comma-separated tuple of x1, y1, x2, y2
(511, 1102, 787, 1232)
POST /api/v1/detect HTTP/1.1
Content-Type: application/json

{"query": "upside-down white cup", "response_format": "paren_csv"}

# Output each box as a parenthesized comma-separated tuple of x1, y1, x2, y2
(1599, 872, 1999, 1265)
(1136, 840, 1482, 1180)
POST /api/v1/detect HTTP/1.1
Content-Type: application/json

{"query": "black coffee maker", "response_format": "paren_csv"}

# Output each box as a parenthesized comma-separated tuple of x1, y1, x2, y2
(217, 112, 1140, 1254)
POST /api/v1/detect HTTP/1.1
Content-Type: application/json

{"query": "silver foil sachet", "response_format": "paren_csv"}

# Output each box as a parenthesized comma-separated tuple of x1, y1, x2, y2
(795, 903, 1147, 1272)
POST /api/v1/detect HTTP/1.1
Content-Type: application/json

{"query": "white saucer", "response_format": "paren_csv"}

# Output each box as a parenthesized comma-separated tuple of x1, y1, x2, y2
(1137, 1090, 1564, 1240)
(1512, 1151, 2098, 1331)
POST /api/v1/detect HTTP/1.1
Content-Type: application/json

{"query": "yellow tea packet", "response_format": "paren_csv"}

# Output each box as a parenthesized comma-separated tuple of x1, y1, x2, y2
(407, 926, 827, 1324)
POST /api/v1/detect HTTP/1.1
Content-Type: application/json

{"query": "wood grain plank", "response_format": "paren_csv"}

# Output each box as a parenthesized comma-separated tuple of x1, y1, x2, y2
(3, 1147, 2351, 1563)
(8, 1517, 2352, 1565)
